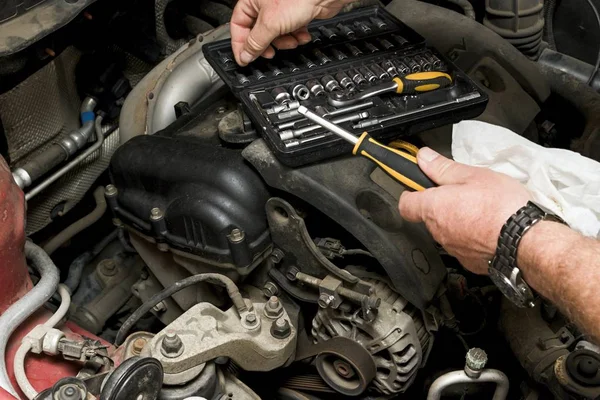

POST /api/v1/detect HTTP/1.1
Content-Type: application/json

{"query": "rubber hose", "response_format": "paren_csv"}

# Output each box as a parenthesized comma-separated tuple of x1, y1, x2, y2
(544, 0, 558, 50)
(15, 284, 71, 399)
(115, 273, 247, 345)
(43, 187, 107, 255)
(0, 241, 60, 397)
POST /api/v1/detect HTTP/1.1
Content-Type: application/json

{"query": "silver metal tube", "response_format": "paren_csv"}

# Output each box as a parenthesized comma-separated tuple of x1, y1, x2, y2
(58, 97, 97, 156)
(426, 369, 509, 400)
(0, 241, 60, 397)
(25, 116, 107, 201)
(297, 106, 359, 144)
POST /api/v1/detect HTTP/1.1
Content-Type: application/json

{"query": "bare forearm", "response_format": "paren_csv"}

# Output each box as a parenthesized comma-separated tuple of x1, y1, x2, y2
(518, 221, 600, 341)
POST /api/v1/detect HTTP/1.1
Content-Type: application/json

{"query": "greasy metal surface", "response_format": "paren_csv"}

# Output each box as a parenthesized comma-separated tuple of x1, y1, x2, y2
(0, 0, 97, 56)
(312, 278, 425, 394)
(243, 140, 445, 310)
(143, 301, 296, 377)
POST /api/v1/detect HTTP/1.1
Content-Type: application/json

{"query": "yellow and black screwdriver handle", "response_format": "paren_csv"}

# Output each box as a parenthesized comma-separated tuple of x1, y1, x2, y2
(352, 132, 436, 191)
(393, 71, 453, 95)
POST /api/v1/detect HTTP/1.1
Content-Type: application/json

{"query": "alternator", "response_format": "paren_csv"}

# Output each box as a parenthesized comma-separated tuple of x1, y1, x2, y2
(311, 279, 431, 395)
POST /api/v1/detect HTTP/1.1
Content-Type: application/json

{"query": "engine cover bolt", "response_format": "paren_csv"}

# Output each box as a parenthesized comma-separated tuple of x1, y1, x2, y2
(229, 228, 245, 243)
(150, 207, 164, 221)
(286, 267, 299, 281)
(465, 347, 488, 378)
(318, 293, 335, 308)
(271, 317, 291, 339)
(104, 184, 117, 197)
(161, 332, 184, 358)
(264, 296, 283, 318)
(245, 313, 257, 324)
(132, 338, 147, 355)
(270, 249, 284, 264)
(98, 259, 117, 276)
(263, 281, 279, 297)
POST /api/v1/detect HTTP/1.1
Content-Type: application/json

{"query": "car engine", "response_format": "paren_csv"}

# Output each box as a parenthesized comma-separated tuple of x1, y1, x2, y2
(0, 0, 599, 399)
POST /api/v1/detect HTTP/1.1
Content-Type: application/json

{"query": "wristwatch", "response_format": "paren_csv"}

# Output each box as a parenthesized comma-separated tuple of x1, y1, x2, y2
(488, 201, 566, 308)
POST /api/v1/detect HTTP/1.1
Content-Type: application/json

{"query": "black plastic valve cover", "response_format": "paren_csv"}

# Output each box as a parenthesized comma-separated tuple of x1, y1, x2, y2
(108, 134, 271, 267)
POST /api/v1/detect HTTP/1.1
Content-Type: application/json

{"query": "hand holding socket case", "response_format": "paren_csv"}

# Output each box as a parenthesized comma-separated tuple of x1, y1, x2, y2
(203, 6, 488, 166)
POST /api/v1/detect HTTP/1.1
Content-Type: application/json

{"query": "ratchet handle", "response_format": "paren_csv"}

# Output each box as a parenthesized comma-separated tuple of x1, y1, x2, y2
(352, 132, 436, 191)
(394, 72, 452, 95)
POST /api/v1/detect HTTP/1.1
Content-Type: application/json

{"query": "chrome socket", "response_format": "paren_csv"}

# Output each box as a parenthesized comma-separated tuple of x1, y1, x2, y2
(381, 60, 399, 77)
(292, 84, 310, 101)
(251, 67, 266, 80)
(268, 64, 284, 76)
(299, 54, 317, 69)
(283, 60, 300, 72)
(318, 26, 337, 40)
(377, 38, 394, 49)
(336, 23, 356, 39)
(331, 48, 348, 61)
(306, 79, 326, 97)
(313, 49, 332, 65)
(348, 69, 367, 86)
(392, 34, 408, 46)
(394, 60, 410, 75)
(403, 57, 421, 73)
(345, 43, 363, 57)
(359, 66, 377, 83)
(413, 55, 432, 71)
(364, 42, 379, 53)
(236, 72, 250, 85)
(353, 20, 372, 34)
(334, 72, 355, 89)
(369, 17, 387, 29)
(320, 75, 342, 92)
(369, 64, 389, 80)
(271, 87, 291, 105)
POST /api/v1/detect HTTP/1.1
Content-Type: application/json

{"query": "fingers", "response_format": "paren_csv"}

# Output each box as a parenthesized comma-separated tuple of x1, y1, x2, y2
(272, 35, 299, 50)
(398, 191, 426, 223)
(230, 0, 258, 65)
(416, 147, 481, 186)
(261, 45, 275, 59)
(292, 27, 311, 44)
(239, 14, 282, 65)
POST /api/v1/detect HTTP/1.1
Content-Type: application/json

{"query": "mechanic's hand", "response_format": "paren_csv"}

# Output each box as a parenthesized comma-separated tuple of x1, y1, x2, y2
(231, 0, 350, 66)
(399, 147, 531, 275)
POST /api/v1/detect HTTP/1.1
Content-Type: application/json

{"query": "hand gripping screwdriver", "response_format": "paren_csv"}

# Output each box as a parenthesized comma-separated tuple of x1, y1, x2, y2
(328, 71, 452, 107)
(297, 106, 435, 191)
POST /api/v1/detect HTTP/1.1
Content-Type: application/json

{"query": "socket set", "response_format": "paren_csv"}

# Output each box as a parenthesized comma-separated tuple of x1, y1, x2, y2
(203, 6, 488, 166)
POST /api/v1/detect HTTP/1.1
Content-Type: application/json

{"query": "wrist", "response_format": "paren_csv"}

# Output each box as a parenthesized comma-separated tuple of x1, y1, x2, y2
(516, 221, 578, 292)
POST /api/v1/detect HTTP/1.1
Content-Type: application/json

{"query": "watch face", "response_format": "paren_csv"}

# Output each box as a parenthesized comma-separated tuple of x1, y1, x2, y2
(488, 267, 535, 308)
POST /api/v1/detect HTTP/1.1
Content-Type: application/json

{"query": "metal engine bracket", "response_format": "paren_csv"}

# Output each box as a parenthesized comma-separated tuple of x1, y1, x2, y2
(143, 300, 296, 384)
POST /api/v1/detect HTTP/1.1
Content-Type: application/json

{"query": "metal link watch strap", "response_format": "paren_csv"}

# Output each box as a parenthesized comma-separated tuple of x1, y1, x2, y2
(491, 201, 545, 275)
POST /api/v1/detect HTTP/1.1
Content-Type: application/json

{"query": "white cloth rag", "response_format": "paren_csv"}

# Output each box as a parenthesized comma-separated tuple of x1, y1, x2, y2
(452, 120, 600, 239)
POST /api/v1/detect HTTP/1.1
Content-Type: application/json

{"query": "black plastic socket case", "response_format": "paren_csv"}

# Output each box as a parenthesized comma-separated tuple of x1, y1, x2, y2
(203, 6, 488, 166)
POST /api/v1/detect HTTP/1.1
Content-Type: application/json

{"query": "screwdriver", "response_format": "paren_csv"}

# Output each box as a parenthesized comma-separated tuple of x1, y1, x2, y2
(328, 71, 453, 107)
(297, 106, 436, 191)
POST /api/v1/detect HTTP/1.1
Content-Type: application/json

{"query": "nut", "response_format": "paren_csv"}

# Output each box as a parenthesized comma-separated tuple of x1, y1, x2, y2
(161, 332, 184, 358)
(245, 313, 257, 324)
(98, 259, 117, 276)
(270, 249, 284, 264)
(263, 281, 279, 297)
(132, 338, 147, 355)
(264, 296, 283, 318)
(271, 318, 291, 339)
(228, 228, 245, 243)
(104, 184, 117, 197)
(150, 207, 164, 221)
(318, 293, 335, 308)
(152, 301, 167, 313)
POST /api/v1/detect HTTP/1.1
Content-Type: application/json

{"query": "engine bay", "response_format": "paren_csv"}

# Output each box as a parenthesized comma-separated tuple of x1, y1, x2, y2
(0, 0, 599, 399)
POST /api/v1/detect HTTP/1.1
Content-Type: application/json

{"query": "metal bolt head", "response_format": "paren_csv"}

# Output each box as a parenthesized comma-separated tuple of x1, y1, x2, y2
(150, 207, 163, 221)
(245, 313, 257, 323)
(466, 348, 488, 371)
(104, 184, 117, 197)
(270, 249, 284, 264)
(271, 317, 291, 339)
(161, 332, 184, 357)
(264, 296, 283, 318)
(318, 293, 335, 308)
(229, 228, 245, 243)
(98, 259, 117, 276)
(132, 338, 147, 354)
(152, 301, 167, 313)
(286, 267, 299, 281)
(263, 281, 279, 297)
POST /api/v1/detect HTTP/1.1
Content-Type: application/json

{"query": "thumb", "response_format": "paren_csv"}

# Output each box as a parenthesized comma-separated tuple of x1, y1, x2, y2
(416, 147, 478, 186)
(240, 19, 279, 65)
